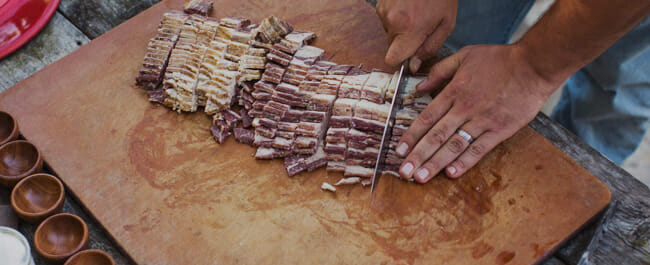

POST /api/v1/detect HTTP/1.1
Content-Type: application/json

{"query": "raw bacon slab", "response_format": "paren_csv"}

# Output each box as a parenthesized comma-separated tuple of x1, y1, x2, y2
(266, 48, 292, 66)
(304, 145, 328, 171)
(360, 71, 392, 104)
(332, 98, 358, 116)
(350, 117, 385, 134)
(234, 128, 255, 145)
(252, 16, 293, 43)
(136, 11, 188, 90)
(354, 100, 391, 122)
(284, 154, 308, 177)
(326, 161, 346, 172)
(292, 46, 324, 65)
(302, 111, 327, 123)
(274, 31, 316, 54)
(253, 134, 274, 147)
(305, 61, 335, 81)
(211, 125, 231, 144)
(329, 116, 350, 128)
(338, 72, 369, 99)
(272, 137, 294, 150)
(252, 91, 272, 100)
(183, 0, 213, 16)
(294, 136, 317, 148)
(276, 131, 295, 139)
(344, 165, 373, 178)
(255, 126, 277, 138)
(324, 142, 346, 154)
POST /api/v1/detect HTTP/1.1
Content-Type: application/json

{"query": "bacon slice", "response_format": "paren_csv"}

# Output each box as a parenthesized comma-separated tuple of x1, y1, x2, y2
(274, 31, 316, 54)
(344, 165, 374, 178)
(321, 182, 337, 192)
(251, 16, 293, 43)
(335, 177, 361, 186)
(234, 128, 255, 145)
(360, 71, 392, 104)
(183, 0, 213, 16)
(211, 125, 231, 144)
(338, 72, 370, 99)
(137, 11, 188, 90)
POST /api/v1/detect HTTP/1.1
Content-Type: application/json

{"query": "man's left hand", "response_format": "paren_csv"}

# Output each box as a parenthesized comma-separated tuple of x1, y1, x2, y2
(396, 44, 561, 183)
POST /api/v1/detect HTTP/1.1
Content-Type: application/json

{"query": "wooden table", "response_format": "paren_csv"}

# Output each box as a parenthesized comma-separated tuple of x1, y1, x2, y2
(0, 1, 648, 264)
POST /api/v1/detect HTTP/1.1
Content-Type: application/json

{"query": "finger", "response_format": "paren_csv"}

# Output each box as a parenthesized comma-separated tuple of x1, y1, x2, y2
(413, 123, 484, 183)
(398, 113, 464, 180)
(445, 131, 504, 178)
(416, 49, 465, 92)
(410, 21, 451, 72)
(395, 90, 453, 158)
(385, 33, 428, 67)
(375, 0, 393, 33)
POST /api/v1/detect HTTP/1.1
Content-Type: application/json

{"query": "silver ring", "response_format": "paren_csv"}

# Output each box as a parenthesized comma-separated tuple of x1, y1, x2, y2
(456, 129, 474, 143)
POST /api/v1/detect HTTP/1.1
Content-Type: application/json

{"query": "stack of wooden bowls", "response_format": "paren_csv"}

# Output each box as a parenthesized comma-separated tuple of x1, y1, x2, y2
(0, 110, 115, 265)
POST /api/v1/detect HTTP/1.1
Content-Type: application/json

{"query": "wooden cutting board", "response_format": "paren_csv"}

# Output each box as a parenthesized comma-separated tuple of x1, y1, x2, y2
(0, 0, 611, 264)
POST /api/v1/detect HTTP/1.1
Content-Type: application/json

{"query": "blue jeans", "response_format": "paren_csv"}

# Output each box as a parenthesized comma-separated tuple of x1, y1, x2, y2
(444, 0, 650, 164)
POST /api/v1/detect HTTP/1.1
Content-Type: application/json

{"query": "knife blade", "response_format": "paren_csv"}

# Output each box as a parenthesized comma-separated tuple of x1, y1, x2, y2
(370, 62, 409, 194)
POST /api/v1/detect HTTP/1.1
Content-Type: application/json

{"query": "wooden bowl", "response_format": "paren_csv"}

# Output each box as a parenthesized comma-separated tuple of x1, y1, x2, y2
(11, 173, 65, 223)
(64, 249, 115, 265)
(0, 140, 43, 187)
(0, 111, 19, 146)
(34, 213, 89, 264)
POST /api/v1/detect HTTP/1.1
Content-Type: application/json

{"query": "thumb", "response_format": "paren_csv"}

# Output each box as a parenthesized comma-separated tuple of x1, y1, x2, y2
(385, 33, 427, 67)
(416, 50, 464, 92)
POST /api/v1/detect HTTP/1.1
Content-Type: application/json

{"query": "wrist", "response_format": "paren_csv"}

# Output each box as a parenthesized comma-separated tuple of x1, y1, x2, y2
(509, 42, 572, 95)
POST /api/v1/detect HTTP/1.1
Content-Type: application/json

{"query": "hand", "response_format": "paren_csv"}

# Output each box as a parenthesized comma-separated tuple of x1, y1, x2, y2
(395, 44, 561, 183)
(376, 0, 457, 72)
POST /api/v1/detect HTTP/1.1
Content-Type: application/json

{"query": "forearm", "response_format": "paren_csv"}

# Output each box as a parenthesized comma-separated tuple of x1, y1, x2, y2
(515, 0, 650, 90)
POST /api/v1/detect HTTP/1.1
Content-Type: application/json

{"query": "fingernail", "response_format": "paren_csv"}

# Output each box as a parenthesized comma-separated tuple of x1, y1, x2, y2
(415, 168, 430, 182)
(416, 78, 428, 90)
(396, 143, 408, 156)
(447, 166, 456, 177)
(410, 57, 422, 72)
(400, 162, 414, 176)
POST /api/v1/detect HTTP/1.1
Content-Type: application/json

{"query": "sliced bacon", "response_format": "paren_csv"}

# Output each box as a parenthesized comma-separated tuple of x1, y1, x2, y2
(329, 116, 351, 128)
(211, 125, 231, 144)
(234, 128, 254, 145)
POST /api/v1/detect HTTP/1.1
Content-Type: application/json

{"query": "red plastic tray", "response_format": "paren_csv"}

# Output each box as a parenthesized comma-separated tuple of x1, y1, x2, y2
(0, 0, 61, 60)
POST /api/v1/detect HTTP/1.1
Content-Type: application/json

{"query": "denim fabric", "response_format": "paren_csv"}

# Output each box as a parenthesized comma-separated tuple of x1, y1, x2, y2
(552, 16, 650, 164)
(443, 0, 650, 164)
(446, 0, 535, 49)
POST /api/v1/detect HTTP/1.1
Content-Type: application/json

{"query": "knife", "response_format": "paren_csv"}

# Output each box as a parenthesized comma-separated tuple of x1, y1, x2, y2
(370, 62, 409, 194)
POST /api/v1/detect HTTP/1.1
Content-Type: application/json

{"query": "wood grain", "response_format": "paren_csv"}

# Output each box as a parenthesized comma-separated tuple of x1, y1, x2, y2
(0, 140, 43, 187)
(34, 213, 89, 264)
(58, 0, 162, 38)
(531, 115, 650, 265)
(0, 0, 610, 264)
(0, 13, 89, 91)
(64, 249, 115, 265)
(11, 173, 65, 224)
(0, 111, 20, 145)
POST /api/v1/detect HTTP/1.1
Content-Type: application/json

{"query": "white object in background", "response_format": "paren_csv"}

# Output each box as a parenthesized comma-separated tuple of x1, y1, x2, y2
(0, 226, 35, 265)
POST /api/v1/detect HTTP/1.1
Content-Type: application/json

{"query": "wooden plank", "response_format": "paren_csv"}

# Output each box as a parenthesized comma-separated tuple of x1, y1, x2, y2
(540, 257, 568, 265)
(58, 0, 162, 38)
(0, 12, 90, 91)
(16, 185, 135, 265)
(0, 0, 610, 264)
(531, 115, 650, 265)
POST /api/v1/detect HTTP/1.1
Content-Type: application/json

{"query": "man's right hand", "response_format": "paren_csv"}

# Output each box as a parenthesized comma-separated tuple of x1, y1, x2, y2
(376, 0, 457, 72)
